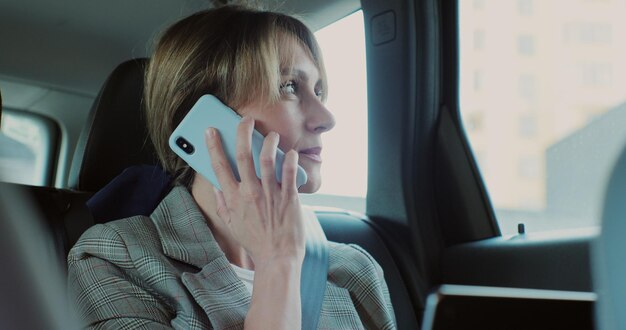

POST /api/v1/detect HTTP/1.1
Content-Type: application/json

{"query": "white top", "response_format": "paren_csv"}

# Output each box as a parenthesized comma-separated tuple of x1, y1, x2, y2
(230, 263, 255, 293)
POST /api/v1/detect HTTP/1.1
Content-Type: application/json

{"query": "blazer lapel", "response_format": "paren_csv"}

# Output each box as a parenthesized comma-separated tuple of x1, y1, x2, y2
(182, 258, 251, 329)
(151, 186, 251, 328)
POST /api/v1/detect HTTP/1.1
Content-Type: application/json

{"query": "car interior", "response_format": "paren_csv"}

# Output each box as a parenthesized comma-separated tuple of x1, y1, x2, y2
(1, 0, 623, 329)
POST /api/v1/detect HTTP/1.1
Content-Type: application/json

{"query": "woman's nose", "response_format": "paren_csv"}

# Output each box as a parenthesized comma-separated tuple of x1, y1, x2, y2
(306, 99, 336, 134)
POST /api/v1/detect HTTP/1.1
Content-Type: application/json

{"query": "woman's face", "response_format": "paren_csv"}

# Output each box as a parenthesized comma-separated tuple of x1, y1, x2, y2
(238, 42, 335, 193)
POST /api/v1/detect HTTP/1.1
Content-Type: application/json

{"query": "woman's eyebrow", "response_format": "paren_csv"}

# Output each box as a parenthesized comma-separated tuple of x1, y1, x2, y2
(281, 68, 306, 78)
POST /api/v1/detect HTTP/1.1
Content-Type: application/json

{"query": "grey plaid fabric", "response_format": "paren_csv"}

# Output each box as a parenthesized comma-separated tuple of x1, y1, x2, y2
(68, 186, 397, 329)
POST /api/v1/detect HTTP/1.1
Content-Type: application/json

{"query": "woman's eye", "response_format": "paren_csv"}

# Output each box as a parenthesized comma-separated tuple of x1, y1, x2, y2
(315, 88, 324, 98)
(280, 81, 297, 94)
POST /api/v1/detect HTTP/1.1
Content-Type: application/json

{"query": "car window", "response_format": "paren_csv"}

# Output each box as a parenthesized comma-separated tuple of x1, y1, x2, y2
(0, 109, 58, 186)
(459, 0, 626, 234)
(300, 10, 367, 213)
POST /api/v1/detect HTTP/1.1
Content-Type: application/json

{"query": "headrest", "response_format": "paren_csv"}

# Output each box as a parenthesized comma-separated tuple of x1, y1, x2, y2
(69, 58, 158, 192)
(594, 144, 626, 329)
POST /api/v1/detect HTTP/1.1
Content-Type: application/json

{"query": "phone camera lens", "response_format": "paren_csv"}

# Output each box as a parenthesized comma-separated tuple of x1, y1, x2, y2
(175, 137, 195, 155)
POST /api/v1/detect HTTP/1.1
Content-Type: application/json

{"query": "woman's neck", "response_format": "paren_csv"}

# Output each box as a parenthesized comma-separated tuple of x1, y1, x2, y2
(190, 174, 255, 271)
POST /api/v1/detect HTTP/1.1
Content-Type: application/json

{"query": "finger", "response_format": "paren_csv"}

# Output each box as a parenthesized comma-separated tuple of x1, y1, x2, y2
(260, 132, 280, 198)
(205, 127, 237, 193)
(235, 117, 260, 184)
(281, 149, 299, 197)
(260, 132, 279, 185)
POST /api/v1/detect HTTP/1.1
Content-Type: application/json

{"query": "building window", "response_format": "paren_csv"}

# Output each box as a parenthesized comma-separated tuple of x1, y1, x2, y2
(474, 71, 484, 91)
(519, 114, 538, 137)
(581, 63, 612, 87)
(474, 29, 485, 50)
(518, 0, 533, 16)
(518, 74, 536, 101)
(517, 35, 535, 56)
(563, 22, 612, 45)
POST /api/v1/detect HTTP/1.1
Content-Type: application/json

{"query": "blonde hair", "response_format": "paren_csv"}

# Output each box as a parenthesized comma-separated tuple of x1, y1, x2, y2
(144, 5, 327, 187)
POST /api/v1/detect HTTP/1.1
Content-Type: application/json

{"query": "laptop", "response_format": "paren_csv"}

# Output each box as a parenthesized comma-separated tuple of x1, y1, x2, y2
(421, 285, 595, 330)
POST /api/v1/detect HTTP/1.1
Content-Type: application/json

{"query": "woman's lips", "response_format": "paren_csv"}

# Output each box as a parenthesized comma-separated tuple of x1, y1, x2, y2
(299, 147, 322, 162)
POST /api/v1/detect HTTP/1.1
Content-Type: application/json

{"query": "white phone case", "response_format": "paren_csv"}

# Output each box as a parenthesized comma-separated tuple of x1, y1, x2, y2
(168, 94, 308, 190)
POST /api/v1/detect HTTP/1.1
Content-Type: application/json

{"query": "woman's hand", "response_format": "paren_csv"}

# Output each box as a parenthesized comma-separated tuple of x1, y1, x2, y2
(206, 116, 305, 329)
(205, 116, 306, 267)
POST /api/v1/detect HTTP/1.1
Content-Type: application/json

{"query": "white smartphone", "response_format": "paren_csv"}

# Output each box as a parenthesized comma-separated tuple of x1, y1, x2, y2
(168, 94, 308, 190)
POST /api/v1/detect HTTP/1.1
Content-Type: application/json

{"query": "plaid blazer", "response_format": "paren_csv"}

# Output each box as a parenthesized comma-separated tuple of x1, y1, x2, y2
(68, 186, 396, 329)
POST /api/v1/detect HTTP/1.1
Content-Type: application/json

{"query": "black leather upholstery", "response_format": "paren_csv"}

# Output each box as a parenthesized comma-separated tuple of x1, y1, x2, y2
(0, 182, 94, 270)
(68, 58, 157, 192)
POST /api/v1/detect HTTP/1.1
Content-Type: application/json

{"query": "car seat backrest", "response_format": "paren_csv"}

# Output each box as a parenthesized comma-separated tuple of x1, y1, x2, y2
(594, 143, 626, 330)
(0, 182, 94, 270)
(0, 60, 156, 274)
(68, 58, 156, 192)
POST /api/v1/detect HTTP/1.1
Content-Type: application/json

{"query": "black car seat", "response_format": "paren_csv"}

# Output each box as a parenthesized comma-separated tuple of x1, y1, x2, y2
(14, 58, 418, 329)
(68, 58, 156, 192)
(0, 61, 155, 270)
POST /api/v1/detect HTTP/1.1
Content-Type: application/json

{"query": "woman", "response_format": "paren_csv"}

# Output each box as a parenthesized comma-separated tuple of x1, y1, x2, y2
(68, 5, 396, 329)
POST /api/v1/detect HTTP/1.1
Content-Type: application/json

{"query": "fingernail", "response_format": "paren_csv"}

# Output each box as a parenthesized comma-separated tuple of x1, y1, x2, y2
(273, 132, 280, 145)
(268, 130, 278, 138)
(206, 128, 216, 138)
